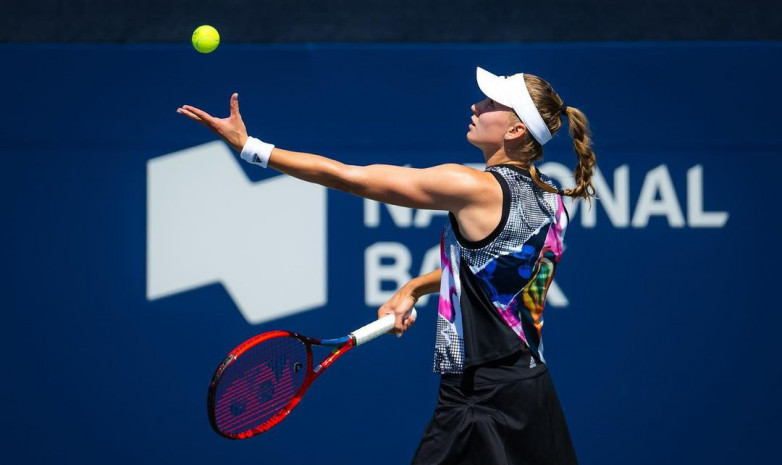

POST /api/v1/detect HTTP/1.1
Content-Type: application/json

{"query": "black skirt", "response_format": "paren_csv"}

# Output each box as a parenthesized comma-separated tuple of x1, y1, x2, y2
(411, 350, 578, 465)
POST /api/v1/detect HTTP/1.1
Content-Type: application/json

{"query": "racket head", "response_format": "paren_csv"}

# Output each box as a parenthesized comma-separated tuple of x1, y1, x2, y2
(207, 331, 313, 439)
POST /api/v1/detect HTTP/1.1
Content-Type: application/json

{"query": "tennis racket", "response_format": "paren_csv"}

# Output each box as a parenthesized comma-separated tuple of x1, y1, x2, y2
(207, 309, 417, 439)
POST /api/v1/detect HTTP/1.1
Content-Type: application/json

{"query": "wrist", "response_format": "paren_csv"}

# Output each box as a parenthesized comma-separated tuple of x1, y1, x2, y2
(403, 282, 422, 303)
(240, 136, 275, 168)
(236, 135, 248, 152)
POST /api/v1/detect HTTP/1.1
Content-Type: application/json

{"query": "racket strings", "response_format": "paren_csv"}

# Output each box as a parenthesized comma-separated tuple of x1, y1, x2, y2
(213, 336, 308, 435)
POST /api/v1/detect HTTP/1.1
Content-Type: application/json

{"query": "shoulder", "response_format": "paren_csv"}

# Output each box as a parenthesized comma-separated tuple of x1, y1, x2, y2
(430, 163, 484, 176)
(426, 163, 499, 190)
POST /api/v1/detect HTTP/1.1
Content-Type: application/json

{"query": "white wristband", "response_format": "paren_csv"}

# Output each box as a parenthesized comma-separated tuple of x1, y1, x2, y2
(239, 136, 275, 168)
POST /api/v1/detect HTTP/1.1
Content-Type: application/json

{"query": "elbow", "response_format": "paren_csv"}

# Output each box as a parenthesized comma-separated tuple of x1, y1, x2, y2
(300, 159, 356, 193)
(330, 165, 367, 196)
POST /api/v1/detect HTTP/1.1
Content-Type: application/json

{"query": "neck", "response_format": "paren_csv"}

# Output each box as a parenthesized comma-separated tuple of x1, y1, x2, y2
(483, 148, 527, 169)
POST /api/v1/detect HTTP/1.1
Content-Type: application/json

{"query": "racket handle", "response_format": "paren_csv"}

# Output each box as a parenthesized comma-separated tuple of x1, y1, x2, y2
(351, 308, 417, 346)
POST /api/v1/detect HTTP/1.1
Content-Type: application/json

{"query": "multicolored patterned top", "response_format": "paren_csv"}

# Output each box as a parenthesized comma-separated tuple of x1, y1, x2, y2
(434, 165, 568, 374)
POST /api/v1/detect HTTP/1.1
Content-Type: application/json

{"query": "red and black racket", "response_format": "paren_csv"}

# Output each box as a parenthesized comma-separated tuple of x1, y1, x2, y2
(207, 309, 417, 439)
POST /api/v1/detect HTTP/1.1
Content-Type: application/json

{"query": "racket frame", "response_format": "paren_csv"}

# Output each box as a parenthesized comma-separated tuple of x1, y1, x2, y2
(207, 311, 415, 439)
(207, 331, 356, 439)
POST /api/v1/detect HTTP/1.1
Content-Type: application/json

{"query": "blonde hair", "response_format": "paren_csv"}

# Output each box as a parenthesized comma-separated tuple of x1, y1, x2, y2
(507, 74, 597, 203)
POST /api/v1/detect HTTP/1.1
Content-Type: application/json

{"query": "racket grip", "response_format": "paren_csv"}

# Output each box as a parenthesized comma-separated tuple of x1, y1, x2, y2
(351, 308, 417, 346)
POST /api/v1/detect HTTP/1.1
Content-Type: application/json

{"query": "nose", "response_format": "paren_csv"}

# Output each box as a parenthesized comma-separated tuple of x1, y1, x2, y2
(471, 102, 479, 115)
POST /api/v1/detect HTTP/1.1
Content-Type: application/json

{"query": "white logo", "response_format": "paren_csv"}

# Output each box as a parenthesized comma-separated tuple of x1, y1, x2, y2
(146, 141, 327, 324)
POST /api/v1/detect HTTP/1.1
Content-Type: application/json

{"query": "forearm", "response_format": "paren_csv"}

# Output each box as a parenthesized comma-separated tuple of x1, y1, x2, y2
(267, 148, 356, 192)
(404, 269, 442, 301)
(265, 148, 420, 207)
(378, 268, 441, 330)
(243, 139, 483, 211)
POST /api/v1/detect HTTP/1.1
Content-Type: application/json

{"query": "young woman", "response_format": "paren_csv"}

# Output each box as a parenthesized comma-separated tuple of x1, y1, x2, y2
(178, 67, 595, 465)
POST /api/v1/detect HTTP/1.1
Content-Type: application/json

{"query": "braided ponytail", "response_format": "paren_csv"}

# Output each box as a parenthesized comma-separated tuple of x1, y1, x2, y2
(560, 106, 596, 203)
(508, 75, 597, 204)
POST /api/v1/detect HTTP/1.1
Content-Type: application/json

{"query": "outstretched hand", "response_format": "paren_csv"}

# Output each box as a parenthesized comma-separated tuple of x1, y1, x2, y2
(177, 93, 248, 153)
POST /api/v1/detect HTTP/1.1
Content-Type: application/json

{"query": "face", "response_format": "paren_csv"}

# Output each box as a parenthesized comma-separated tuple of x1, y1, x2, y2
(467, 98, 523, 150)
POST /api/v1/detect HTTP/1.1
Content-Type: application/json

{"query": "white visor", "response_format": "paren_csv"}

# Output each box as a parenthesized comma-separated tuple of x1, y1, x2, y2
(476, 67, 552, 145)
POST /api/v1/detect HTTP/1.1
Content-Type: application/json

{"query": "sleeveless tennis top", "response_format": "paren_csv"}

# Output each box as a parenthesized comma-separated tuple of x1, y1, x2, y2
(434, 164, 569, 374)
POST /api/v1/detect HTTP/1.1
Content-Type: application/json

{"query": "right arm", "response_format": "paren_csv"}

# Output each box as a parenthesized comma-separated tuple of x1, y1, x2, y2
(177, 94, 498, 213)
(378, 269, 442, 336)
(269, 148, 487, 211)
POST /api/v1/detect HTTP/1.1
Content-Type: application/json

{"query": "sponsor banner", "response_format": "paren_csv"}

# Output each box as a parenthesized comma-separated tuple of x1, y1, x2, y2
(2, 43, 780, 465)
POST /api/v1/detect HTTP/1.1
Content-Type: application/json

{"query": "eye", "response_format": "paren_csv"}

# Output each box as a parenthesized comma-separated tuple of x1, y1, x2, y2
(488, 99, 495, 107)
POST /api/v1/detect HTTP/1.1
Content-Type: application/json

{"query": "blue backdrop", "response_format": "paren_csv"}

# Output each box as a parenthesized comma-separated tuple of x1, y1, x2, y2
(3, 42, 781, 464)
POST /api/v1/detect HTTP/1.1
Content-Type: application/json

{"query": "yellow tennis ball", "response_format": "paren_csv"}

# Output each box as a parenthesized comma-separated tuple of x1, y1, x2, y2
(192, 25, 220, 53)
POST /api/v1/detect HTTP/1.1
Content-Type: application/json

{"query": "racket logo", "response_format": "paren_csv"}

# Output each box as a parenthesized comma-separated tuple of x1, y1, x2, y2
(258, 381, 275, 403)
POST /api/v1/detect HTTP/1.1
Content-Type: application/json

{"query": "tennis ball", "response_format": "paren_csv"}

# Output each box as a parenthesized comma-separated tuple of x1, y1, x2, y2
(192, 25, 220, 53)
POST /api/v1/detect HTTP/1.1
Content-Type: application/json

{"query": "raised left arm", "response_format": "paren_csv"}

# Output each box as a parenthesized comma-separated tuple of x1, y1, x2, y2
(178, 94, 496, 213)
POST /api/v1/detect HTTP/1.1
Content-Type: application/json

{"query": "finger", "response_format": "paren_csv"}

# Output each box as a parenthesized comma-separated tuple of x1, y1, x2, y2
(378, 308, 393, 318)
(229, 93, 240, 118)
(180, 105, 214, 122)
(177, 107, 204, 123)
(394, 313, 406, 333)
(396, 311, 410, 338)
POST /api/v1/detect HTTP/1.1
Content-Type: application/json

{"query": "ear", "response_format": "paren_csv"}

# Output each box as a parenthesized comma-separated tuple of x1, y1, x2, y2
(505, 121, 527, 141)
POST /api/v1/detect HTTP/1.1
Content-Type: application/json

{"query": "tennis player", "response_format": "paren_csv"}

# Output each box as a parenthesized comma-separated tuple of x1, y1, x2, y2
(178, 66, 594, 465)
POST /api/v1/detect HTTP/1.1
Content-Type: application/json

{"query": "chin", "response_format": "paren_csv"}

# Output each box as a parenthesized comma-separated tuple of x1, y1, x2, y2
(466, 133, 482, 149)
